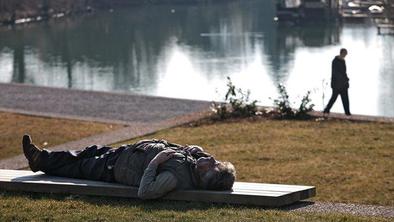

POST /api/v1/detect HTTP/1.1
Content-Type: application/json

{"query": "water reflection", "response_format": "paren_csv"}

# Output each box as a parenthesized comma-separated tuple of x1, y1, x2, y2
(377, 35, 394, 117)
(0, 0, 393, 117)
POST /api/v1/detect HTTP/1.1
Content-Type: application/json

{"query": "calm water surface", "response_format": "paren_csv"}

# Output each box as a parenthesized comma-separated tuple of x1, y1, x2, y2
(0, 1, 393, 117)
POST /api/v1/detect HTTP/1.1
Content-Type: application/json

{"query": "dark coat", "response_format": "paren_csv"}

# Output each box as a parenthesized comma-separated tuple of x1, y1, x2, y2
(113, 139, 206, 190)
(331, 56, 349, 90)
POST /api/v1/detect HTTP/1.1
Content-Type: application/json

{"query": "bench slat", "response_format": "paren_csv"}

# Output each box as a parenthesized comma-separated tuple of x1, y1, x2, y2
(0, 169, 315, 207)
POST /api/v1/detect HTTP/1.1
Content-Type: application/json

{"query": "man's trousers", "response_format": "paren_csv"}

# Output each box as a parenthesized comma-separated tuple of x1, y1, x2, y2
(39, 145, 124, 182)
(324, 88, 351, 115)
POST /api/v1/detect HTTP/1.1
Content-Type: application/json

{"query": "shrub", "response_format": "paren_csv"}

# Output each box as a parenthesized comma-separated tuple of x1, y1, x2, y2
(211, 79, 315, 120)
(272, 84, 314, 119)
(211, 77, 258, 119)
(296, 90, 314, 119)
(272, 84, 294, 119)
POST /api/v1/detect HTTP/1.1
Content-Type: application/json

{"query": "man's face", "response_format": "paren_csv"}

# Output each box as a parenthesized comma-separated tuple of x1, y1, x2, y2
(341, 51, 348, 58)
(196, 156, 221, 188)
(196, 156, 220, 175)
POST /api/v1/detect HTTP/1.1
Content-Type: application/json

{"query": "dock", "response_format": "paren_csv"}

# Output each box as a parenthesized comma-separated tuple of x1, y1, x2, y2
(377, 23, 394, 34)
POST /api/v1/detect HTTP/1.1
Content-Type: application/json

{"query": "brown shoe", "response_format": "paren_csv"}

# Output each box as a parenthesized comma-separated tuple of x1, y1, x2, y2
(22, 134, 42, 172)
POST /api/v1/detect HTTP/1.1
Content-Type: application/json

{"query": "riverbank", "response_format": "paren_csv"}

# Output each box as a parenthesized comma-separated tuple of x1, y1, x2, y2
(0, 83, 393, 220)
(0, 0, 94, 25)
(1, 83, 393, 204)
(0, 0, 231, 25)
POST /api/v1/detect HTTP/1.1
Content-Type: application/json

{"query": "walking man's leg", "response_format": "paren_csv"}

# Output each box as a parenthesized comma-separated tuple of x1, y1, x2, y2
(324, 90, 340, 113)
(340, 89, 351, 115)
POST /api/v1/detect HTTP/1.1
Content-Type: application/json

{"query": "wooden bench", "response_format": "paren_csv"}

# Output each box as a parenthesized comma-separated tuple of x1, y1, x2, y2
(0, 169, 315, 207)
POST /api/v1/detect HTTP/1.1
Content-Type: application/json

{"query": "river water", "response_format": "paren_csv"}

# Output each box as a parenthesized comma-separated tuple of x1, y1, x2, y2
(0, 1, 393, 117)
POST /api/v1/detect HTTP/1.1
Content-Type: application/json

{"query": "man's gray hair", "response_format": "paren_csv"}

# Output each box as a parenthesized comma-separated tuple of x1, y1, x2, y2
(205, 161, 236, 191)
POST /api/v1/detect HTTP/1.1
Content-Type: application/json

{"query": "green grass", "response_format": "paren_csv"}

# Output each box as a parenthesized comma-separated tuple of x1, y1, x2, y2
(0, 112, 123, 160)
(0, 191, 391, 222)
(116, 118, 394, 206)
(1, 117, 393, 221)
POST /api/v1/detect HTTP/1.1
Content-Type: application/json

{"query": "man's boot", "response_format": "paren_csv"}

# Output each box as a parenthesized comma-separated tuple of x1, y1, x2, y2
(22, 134, 43, 172)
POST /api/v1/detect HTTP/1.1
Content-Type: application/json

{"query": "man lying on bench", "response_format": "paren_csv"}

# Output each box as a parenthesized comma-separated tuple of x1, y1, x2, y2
(22, 135, 236, 199)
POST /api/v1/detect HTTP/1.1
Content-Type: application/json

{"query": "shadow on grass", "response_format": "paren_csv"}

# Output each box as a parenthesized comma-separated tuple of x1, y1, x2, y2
(0, 190, 314, 212)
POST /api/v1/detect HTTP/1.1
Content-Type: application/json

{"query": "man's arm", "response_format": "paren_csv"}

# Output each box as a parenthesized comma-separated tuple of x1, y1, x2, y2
(138, 162, 177, 200)
(181, 145, 212, 159)
(137, 149, 177, 199)
(343, 60, 349, 80)
(331, 59, 339, 82)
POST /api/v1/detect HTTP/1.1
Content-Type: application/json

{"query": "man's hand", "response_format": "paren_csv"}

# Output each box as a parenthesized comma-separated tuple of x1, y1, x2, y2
(184, 145, 204, 154)
(150, 149, 176, 165)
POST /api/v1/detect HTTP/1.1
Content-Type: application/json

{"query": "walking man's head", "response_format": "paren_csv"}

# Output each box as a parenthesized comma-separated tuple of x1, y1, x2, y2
(195, 156, 236, 191)
(340, 48, 348, 58)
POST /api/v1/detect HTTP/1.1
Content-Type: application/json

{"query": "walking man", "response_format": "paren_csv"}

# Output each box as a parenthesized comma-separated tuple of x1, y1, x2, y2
(323, 48, 351, 116)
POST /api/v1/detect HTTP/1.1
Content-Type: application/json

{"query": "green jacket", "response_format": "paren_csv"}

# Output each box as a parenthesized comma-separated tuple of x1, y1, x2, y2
(113, 139, 199, 198)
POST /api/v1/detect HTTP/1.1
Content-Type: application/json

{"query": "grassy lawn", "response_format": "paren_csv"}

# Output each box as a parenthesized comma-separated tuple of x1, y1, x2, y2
(117, 118, 394, 206)
(0, 191, 391, 222)
(0, 112, 123, 160)
(0, 117, 393, 221)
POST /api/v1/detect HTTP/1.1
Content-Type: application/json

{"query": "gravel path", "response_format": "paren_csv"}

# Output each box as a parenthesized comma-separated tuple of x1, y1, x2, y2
(282, 201, 394, 218)
(0, 83, 211, 124)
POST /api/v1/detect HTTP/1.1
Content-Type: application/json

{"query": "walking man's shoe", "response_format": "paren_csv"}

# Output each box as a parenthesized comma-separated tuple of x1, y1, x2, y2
(22, 134, 42, 172)
(322, 110, 329, 117)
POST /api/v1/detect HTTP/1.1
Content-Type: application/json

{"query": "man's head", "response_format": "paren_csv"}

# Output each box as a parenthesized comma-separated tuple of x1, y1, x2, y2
(195, 156, 236, 191)
(340, 48, 348, 58)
